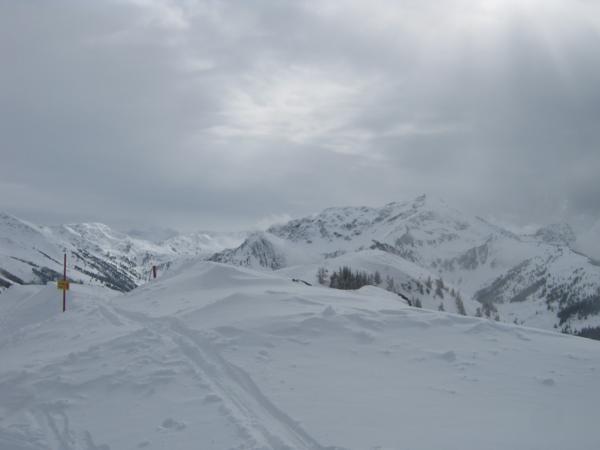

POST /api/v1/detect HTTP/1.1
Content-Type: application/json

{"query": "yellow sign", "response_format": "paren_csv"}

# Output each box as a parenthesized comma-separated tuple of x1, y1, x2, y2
(57, 279, 70, 290)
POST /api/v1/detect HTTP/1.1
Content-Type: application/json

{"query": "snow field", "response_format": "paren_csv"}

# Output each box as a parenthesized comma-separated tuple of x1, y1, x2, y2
(1, 261, 599, 449)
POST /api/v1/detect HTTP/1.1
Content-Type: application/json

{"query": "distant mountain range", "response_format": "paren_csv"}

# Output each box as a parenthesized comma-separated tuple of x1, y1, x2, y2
(0, 212, 245, 292)
(2, 195, 600, 338)
(210, 195, 600, 338)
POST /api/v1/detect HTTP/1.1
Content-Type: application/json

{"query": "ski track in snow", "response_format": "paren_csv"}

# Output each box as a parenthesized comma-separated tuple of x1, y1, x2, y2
(113, 307, 331, 450)
(0, 300, 334, 449)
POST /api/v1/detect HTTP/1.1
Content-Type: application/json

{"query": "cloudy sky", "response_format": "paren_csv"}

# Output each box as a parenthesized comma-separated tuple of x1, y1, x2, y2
(1, 0, 599, 232)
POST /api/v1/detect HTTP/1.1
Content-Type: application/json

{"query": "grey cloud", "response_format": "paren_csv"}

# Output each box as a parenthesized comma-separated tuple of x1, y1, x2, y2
(1, 0, 599, 232)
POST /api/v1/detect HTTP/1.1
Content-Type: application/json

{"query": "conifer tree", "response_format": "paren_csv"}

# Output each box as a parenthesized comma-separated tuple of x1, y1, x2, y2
(455, 294, 467, 315)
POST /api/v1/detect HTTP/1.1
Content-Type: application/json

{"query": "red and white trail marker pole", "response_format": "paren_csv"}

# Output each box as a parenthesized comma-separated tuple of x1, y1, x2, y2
(63, 253, 66, 312)
(57, 252, 70, 312)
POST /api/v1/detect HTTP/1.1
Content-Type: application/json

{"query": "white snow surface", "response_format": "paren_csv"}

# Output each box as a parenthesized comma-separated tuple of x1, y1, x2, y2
(1, 261, 599, 450)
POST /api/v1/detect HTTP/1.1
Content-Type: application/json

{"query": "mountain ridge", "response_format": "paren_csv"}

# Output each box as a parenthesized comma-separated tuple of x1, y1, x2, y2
(209, 195, 600, 337)
(3, 196, 600, 338)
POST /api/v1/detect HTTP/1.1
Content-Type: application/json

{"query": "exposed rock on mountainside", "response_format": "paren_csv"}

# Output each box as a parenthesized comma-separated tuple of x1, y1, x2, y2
(210, 233, 288, 270)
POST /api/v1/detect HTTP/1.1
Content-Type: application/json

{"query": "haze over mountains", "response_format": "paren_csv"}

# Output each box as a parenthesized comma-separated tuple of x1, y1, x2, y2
(2, 195, 600, 339)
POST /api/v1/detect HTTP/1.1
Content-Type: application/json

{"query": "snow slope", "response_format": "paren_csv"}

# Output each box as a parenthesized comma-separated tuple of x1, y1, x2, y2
(277, 249, 477, 315)
(1, 261, 599, 449)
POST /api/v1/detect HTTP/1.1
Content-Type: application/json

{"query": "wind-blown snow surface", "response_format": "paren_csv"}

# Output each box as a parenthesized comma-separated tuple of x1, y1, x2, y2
(1, 262, 599, 450)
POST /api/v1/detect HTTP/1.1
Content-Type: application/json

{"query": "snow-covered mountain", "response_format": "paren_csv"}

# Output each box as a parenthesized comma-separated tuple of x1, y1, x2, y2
(211, 195, 512, 271)
(1, 261, 598, 449)
(0, 212, 245, 293)
(210, 195, 600, 337)
(4, 195, 600, 339)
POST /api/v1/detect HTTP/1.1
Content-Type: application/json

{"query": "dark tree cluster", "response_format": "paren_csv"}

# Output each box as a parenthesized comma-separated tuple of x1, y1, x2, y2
(324, 266, 382, 290)
(475, 301, 499, 320)
(577, 326, 600, 341)
(317, 267, 328, 284)
(454, 294, 467, 316)
(435, 278, 445, 298)
(557, 292, 600, 325)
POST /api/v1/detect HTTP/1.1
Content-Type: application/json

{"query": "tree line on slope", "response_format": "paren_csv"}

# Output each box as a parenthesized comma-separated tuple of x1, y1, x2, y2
(319, 266, 382, 290)
(316, 266, 469, 315)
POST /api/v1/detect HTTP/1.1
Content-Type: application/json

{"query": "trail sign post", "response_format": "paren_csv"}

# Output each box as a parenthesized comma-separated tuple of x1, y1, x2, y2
(57, 253, 68, 312)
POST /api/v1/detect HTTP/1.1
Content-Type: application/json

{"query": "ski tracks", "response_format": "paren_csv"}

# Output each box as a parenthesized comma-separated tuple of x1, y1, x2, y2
(114, 307, 333, 450)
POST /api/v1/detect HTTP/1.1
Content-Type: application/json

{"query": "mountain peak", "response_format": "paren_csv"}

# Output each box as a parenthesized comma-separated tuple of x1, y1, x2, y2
(0, 211, 45, 236)
(382, 194, 452, 212)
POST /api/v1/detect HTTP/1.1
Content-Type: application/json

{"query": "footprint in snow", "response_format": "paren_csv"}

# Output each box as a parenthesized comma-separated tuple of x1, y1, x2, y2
(159, 418, 186, 432)
(256, 349, 270, 362)
(538, 377, 555, 387)
(460, 375, 479, 382)
(355, 331, 375, 344)
(203, 393, 222, 404)
(322, 305, 336, 317)
(429, 386, 458, 395)
(514, 331, 532, 341)
(437, 350, 457, 362)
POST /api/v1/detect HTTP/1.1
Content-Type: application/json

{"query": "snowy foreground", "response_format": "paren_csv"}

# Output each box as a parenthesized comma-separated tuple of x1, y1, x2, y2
(1, 262, 599, 450)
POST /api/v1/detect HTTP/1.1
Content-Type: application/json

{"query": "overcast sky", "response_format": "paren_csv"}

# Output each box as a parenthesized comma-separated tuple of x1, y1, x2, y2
(1, 0, 599, 232)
